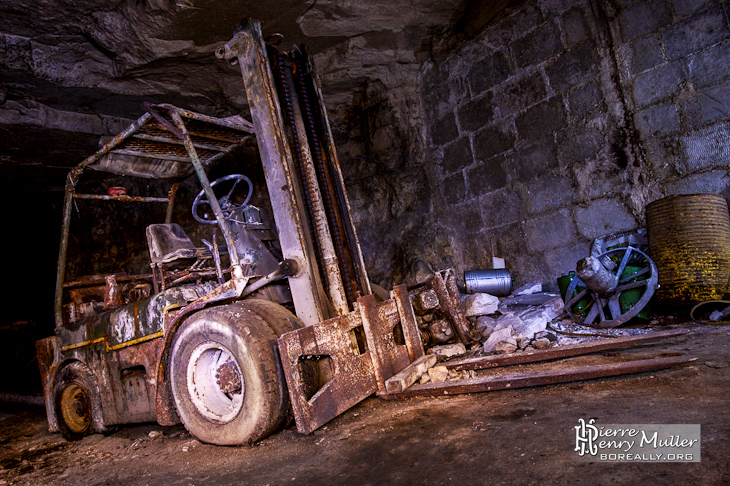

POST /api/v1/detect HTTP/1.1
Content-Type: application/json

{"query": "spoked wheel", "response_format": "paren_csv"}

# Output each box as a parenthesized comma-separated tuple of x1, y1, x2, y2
(169, 305, 288, 445)
(564, 246, 658, 328)
(53, 361, 108, 441)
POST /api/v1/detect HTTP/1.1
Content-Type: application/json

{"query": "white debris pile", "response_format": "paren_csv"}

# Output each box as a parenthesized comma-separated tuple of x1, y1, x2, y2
(466, 282, 567, 354)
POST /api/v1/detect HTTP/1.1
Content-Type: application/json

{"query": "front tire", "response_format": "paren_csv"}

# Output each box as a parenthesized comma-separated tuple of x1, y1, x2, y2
(53, 361, 107, 441)
(169, 305, 286, 445)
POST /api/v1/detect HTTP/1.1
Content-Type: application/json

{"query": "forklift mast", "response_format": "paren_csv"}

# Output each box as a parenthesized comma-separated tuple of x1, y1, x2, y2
(217, 19, 371, 326)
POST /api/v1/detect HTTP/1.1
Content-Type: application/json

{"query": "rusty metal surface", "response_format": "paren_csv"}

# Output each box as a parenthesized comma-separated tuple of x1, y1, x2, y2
(386, 355, 696, 399)
(444, 329, 691, 371)
(227, 19, 329, 326)
(391, 285, 425, 363)
(358, 292, 417, 396)
(277, 311, 377, 435)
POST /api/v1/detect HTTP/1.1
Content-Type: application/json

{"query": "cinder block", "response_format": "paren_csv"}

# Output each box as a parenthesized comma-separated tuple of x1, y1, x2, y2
(479, 189, 523, 229)
(662, 6, 729, 61)
(524, 175, 575, 215)
(632, 62, 683, 107)
(670, 0, 715, 18)
(474, 125, 516, 160)
(574, 198, 638, 240)
(468, 51, 511, 95)
(630, 36, 664, 74)
(513, 21, 563, 67)
(495, 71, 547, 117)
(635, 101, 679, 138)
(546, 42, 597, 93)
(567, 80, 604, 120)
(681, 82, 730, 129)
(618, 0, 672, 43)
(440, 137, 473, 174)
(685, 41, 730, 88)
(516, 96, 567, 141)
(507, 138, 559, 181)
(430, 111, 459, 146)
(525, 208, 578, 252)
(457, 92, 496, 133)
(562, 7, 590, 47)
(466, 159, 508, 197)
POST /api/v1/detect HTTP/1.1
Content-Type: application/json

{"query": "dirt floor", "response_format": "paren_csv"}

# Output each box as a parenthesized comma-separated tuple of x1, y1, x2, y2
(1, 322, 729, 486)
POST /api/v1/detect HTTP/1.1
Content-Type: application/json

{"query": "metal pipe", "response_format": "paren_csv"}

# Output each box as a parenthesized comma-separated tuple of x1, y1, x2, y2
(73, 193, 169, 203)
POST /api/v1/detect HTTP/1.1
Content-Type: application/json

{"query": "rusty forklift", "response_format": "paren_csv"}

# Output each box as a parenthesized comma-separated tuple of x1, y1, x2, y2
(37, 19, 472, 445)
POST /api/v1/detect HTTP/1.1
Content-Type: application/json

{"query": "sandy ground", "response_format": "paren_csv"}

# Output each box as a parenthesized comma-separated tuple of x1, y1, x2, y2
(1, 322, 729, 486)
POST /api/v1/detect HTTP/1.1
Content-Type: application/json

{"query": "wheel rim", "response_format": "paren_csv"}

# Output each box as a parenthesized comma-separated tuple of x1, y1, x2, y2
(187, 342, 245, 424)
(60, 382, 91, 435)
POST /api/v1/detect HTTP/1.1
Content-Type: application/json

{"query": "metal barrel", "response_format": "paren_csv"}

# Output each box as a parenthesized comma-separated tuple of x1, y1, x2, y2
(464, 269, 511, 296)
(646, 193, 730, 305)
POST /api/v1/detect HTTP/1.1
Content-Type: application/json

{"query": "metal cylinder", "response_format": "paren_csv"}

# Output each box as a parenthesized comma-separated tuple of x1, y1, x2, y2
(646, 193, 730, 305)
(464, 269, 511, 296)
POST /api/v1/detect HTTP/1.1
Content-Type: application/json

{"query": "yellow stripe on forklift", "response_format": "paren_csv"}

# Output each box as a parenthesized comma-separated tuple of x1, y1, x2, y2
(60, 304, 180, 352)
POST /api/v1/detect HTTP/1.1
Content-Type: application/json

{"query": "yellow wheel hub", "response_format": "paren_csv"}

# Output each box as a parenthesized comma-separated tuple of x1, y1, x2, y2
(60, 383, 91, 435)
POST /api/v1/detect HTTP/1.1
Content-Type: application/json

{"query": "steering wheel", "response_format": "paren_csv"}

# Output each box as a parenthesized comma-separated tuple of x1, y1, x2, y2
(192, 174, 253, 224)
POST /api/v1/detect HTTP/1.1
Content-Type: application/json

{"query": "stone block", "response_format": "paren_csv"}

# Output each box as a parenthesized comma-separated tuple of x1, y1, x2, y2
(568, 81, 604, 120)
(681, 82, 730, 129)
(679, 120, 730, 174)
(635, 101, 679, 138)
(474, 125, 516, 160)
(618, 0, 672, 43)
(574, 198, 638, 240)
(557, 125, 605, 165)
(630, 36, 664, 74)
(450, 202, 485, 235)
(468, 51, 512, 95)
(546, 42, 598, 94)
(562, 7, 590, 47)
(430, 111, 459, 146)
(538, 0, 578, 16)
(664, 170, 730, 195)
(479, 189, 523, 228)
(440, 137, 473, 174)
(495, 71, 547, 117)
(544, 242, 590, 281)
(511, 21, 563, 67)
(441, 171, 466, 206)
(516, 97, 567, 141)
(457, 92, 496, 133)
(513, 21, 563, 68)
(662, 6, 729, 61)
(508, 138, 559, 181)
(524, 175, 575, 215)
(482, 324, 514, 353)
(671, 0, 715, 17)
(465, 292, 500, 316)
(525, 208, 578, 252)
(632, 62, 683, 107)
(384, 355, 438, 394)
(467, 159, 507, 197)
(685, 41, 730, 88)
(488, 4, 544, 48)
(427, 343, 467, 359)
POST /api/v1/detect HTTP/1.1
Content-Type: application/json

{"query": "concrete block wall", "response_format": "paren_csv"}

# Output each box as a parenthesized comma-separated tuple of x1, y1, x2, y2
(419, 0, 730, 290)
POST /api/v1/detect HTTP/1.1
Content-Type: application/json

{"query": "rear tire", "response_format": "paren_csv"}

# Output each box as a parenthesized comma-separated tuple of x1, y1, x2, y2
(53, 362, 106, 441)
(169, 305, 286, 445)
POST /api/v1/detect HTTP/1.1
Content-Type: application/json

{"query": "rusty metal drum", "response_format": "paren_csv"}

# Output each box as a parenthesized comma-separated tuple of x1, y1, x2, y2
(646, 194, 730, 305)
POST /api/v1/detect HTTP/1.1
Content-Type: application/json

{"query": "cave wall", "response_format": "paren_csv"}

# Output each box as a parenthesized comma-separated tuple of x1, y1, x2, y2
(413, 0, 730, 291)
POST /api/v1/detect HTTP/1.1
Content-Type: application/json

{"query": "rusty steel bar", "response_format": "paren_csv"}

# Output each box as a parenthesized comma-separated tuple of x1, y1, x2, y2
(165, 182, 180, 224)
(163, 104, 255, 133)
(54, 112, 153, 329)
(387, 355, 696, 399)
(132, 133, 230, 152)
(169, 110, 241, 269)
(73, 193, 170, 203)
(445, 329, 691, 371)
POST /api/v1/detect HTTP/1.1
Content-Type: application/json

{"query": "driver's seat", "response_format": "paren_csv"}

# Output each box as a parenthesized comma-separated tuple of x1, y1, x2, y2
(146, 223, 204, 264)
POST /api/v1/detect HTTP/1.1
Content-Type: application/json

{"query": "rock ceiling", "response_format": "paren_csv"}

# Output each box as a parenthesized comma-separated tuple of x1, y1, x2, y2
(0, 0, 471, 196)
